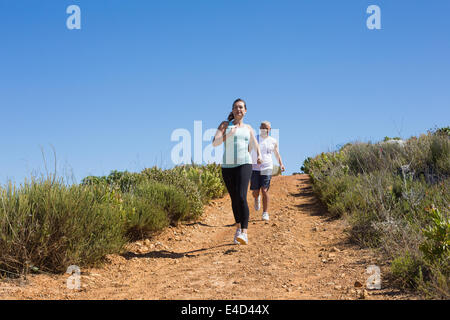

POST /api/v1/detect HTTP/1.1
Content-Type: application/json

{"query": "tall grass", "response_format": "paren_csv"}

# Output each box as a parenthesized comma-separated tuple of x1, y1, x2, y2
(302, 128, 450, 299)
(0, 177, 126, 275)
(0, 163, 228, 276)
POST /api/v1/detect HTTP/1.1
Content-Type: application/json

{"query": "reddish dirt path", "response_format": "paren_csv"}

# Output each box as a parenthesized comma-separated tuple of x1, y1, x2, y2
(0, 175, 418, 300)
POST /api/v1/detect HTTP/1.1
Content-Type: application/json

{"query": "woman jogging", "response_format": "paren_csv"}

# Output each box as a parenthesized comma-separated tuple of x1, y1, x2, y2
(250, 121, 285, 221)
(213, 98, 262, 245)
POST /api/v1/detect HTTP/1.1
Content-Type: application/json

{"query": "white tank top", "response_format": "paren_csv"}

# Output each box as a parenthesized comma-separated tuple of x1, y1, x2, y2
(251, 135, 277, 175)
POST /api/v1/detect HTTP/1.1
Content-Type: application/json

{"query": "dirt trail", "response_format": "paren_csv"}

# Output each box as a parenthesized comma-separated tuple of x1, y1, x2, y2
(1, 175, 418, 300)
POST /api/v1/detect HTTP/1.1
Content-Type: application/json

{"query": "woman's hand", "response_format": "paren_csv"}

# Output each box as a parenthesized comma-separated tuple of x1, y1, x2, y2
(213, 121, 235, 147)
(227, 126, 237, 137)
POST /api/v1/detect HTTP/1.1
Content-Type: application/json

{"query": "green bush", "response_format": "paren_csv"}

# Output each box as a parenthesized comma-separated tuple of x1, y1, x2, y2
(176, 163, 227, 204)
(122, 193, 170, 240)
(0, 178, 127, 275)
(0, 163, 230, 277)
(420, 206, 450, 267)
(134, 181, 189, 223)
(391, 252, 423, 288)
(302, 129, 450, 298)
(82, 170, 144, 193)
(142, 166, 204, 219)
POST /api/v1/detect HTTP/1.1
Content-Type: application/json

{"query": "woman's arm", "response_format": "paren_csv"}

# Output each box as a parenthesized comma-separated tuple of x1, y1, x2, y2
(247, 125, 262, 164)
(212, 121, 236, 147)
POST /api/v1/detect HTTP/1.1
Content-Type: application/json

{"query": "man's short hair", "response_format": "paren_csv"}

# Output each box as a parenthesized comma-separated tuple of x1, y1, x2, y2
(260, 121, 271, 128)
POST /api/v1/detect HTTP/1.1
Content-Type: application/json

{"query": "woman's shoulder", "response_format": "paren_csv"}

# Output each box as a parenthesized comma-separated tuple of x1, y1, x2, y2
(244, 123, 254, 131)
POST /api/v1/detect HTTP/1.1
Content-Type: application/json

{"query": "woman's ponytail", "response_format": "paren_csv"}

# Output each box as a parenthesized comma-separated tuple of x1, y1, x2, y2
(227, 112, 234, 121)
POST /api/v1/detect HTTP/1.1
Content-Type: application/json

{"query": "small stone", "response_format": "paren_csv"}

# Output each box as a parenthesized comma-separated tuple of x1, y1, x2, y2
(312, 227, 318, 232)
(354, 280, 363, 287)
(334, 285, 342, 290)
(330, 247, 341, 252)
(138, 246, 148, 253)
(322, 259, 328, 263)
(357, 289, 367, 299)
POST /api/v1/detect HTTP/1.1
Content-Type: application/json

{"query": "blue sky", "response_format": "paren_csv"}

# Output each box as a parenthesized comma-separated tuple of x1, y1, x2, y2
(0, 0, 449, 184)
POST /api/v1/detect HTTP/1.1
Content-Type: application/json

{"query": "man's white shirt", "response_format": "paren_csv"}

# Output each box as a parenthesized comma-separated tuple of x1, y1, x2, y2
(251, 134, 277, 175)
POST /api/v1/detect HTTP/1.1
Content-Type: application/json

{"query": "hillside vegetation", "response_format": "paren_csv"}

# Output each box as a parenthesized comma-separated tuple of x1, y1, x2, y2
(0, 164, 226, 275)
(302, 127, 449, 299)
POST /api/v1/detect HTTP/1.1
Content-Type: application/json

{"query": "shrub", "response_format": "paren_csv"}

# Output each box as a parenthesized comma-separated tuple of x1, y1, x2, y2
(420, 206, 450, 268)
(141, 166, 203, 219)
(133, 181, 189, 223)
(122, 193, 170, 240)
(0, 178, 127, 275)
(82, 170, 144, 193)
(391, 252, 423, 288)
(302, 130, 450, 298)
(176, 163, 227, 204)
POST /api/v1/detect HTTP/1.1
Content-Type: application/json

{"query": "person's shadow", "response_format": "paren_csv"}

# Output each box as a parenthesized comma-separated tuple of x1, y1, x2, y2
(121, 243, 237, 260)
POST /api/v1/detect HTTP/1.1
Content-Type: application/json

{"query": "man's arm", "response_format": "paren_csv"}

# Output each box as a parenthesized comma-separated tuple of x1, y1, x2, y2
(273, 142, 285, 172)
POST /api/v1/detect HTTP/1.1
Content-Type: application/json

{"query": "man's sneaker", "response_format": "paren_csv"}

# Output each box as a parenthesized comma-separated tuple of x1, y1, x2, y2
(254, 195, 261, 211)
(236, 232, 248, 245)
(234, 228, 241, 244)
(262, 212, 270, 221)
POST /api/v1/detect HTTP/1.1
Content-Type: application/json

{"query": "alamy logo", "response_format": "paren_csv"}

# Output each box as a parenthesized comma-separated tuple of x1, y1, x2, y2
(66, 5, 81, 30)
(366, 265, 381, 289)
(170, 121, 279, 166)
(66, 265, 81, 290)
(367, 5, 381, 30)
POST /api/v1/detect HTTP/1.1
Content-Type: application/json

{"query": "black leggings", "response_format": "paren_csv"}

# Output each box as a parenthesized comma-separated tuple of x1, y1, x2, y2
(221, 164, 252, 230)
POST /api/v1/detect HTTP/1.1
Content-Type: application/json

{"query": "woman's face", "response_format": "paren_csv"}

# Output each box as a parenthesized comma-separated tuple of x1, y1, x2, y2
(232, 101, 246, 119)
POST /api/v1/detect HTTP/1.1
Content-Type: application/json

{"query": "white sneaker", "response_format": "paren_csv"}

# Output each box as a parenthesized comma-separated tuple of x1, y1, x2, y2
(234, 229, 241, 244)
(236, 232, 248, 245)
(262, 212, 270, 221)
(254, 195, 261, 211)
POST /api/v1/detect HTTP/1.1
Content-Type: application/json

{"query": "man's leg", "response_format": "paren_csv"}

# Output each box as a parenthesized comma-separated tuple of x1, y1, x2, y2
(261, 187, 269, 213)
(250, 170, 261, 211)
(261, 174, 272, 220)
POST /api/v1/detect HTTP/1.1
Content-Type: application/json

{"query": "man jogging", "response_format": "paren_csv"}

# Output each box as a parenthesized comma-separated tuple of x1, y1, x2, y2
(250, 121, 285, 221)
